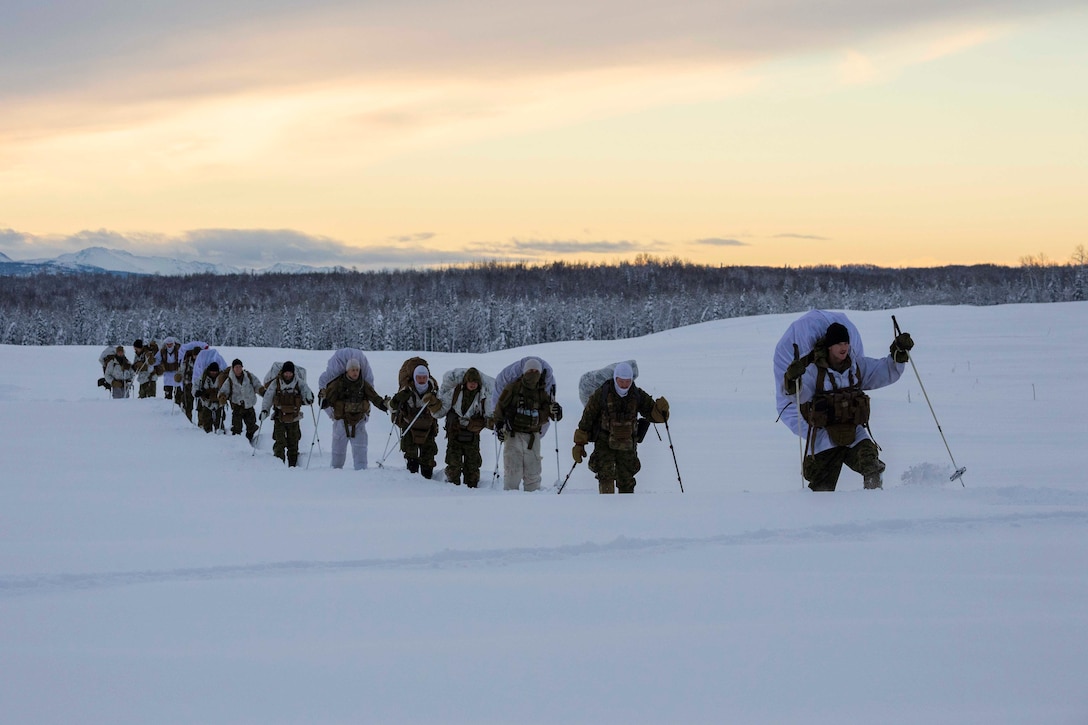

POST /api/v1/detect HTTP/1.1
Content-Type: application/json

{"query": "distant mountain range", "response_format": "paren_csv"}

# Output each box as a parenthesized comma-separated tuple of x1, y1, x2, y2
(0, 246, 343, 276)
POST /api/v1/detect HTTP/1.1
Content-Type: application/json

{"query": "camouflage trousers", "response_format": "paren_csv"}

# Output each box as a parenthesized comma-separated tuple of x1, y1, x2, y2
(445, 434, 482, 487)
(230, 404, 258, 441)
(273, 420, 302, 467)
(589, 445, 642, 494)
(803, 439, 884, 492)
(400, 431, 438, 471)
(138, 380, 157, 399)
(198, 404, 223, 434)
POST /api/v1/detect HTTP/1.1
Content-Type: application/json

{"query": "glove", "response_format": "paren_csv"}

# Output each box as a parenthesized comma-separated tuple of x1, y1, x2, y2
(375, 396, 389, 413)
(259, 410, 269, 421)
(572, 444, 586, 464)
(217, 393, 228, 406)
(173, 372, 182, 383)
(496, 429, 506, 443)
(573, 428, 590, 445)
(424, 392, 442, 415)
(785, 356, 810, 384)
(650, 396, 669, 423)
(549, 402, 563, 421)
(318, 387, 326, 399)
(304, 394, 314, 405)
(890, 332, 914, 363)
(484, 416, 495, 430)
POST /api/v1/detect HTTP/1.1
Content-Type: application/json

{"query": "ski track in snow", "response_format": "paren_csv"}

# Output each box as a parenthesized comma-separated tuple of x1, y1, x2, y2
(3, 508, 1084, 599)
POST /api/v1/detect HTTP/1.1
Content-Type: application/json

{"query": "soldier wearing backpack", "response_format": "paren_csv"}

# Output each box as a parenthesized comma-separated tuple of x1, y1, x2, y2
(323, 358, 389, 470)
(103, 345, 134, 399)
(572, 362, 669, 494)
(783, 321, 913, 491)
(218, 359, 265, 441)
(195, 361, 225, 434)
(434, 367, 491, 487)
(494, 358, 562, 492)
(156, 337, 181, 400)
(260, 361, 314, 467)
(390, 360, 440, 479)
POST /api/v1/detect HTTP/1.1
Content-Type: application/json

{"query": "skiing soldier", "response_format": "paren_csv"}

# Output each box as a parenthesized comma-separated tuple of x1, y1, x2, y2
(218, 358, 264, 441)
(260, 361, 314, 467)
(103, 345, 134, 399)
(493, 358, 562, 492)
(390, 362, 441, 479)
(572, 362, 669, 494)
(323, 357, 389, 470)
(156, 337, 182, 400)
(132, 339, 159, 399)
(782, 320, 913, 491)
(195, 361, 225, 433)
(435, 367, 491, 487)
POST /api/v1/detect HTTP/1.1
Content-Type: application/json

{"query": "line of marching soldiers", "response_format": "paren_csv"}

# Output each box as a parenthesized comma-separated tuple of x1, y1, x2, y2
(96, 341, 670, 493)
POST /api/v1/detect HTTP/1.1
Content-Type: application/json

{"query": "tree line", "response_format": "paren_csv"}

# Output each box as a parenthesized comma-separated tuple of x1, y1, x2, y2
(2, 255, 1085, 350)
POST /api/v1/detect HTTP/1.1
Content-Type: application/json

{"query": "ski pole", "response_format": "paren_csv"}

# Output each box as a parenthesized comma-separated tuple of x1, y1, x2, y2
(251, 416, 265, 456)
(556, 459, 579, 494)
(309, 403, 322, 453)
(663, 418, 684, 493)
(551, 385, 560, 485)
(893, 315, 967, 486)
(491, 435, 504, 489)
(376, 419, 398, 468)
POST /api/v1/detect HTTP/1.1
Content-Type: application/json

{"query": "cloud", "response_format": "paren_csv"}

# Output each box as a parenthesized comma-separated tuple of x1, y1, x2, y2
(0, 227, 474, 270)
(509, 238, 663, 256)
(773, 233, 831, 241)
(1, 0, 1076, 142)
(695, 237, 748, 247)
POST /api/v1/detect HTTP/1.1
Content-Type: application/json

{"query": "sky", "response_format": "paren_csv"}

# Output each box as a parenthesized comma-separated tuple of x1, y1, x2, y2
(2, 0, 1087, 271)
(2, 302, 1087, 723)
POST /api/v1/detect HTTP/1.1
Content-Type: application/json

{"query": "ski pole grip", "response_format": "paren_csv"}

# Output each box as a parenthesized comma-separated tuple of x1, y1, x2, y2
(892, 315, 901, 337)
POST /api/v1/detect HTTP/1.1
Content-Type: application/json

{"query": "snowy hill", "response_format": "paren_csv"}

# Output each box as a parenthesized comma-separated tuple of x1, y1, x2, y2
(1, 303, 1086, 724)
(0, 246, 334, 276)
(47, 246, 237, 275)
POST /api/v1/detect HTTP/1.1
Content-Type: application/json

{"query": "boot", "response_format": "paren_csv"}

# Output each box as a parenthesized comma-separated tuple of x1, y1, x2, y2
(445, 467, 461, 485)
(406, 459, 419, 474)
(421, 465, 434, 479)
(863, 460, 886, 490)
(598, 479, 616, 494)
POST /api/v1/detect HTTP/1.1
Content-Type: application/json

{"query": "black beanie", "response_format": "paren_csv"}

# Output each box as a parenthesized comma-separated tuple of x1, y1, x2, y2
(825, 322, 850, 347)
(281, 361, 295, 374)
(232, 359, 243, 368)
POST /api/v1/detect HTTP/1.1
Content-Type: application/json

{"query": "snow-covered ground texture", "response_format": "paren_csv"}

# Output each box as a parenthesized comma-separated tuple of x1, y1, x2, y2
(2, 303, 1086, 725)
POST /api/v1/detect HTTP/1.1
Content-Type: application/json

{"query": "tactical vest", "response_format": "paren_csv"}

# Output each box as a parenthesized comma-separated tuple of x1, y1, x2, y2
(509, 384, 546, 434)
(445, 384, 483, 442)
(273, 379, 303, 423)
(801, 362, 871, 446)
(598, 386, 642, 451)
(333, 381, 371, 423)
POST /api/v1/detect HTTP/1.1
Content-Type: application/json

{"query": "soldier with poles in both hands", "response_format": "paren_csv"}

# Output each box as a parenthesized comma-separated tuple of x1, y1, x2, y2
(571, 362, 669, 494)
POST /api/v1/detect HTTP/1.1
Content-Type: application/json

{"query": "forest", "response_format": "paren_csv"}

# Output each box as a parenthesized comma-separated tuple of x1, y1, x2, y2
(2, 257, 1085, 351)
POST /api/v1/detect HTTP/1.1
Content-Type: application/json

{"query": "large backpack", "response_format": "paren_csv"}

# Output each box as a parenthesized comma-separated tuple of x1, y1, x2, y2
(578, 360, 639, 406)
(263, 362, 308, 387)
(398, 356, 430, 390)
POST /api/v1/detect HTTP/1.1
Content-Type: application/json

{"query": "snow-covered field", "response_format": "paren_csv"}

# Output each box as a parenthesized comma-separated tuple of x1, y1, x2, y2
(2, 303, 1086, 724)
